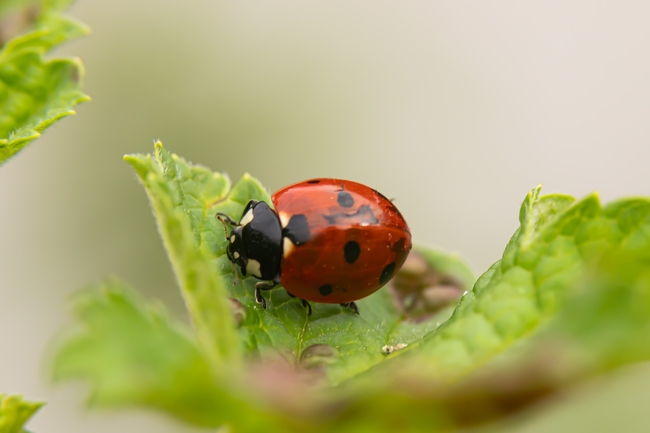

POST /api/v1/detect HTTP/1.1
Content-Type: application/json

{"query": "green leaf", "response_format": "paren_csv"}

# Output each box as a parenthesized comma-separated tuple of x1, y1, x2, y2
(364, 189, 650, 385)
(0, 0, 89, 166)
(50, 279, 257, 427)
(0, 394, 43, 433)
(551, 200, 650, 370)
(123, 143, 242, 367)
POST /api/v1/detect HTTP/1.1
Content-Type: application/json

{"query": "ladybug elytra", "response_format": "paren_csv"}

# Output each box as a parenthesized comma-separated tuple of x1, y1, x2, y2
(217, 178, 412, 315)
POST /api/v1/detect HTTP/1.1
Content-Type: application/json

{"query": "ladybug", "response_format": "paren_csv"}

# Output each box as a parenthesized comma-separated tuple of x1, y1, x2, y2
(217, 178, 412, 315)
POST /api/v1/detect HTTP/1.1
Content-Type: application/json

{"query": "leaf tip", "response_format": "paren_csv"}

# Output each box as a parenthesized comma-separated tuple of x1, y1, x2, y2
(79, 22, 92, 36)
(530, 184, 543, 199)
(122, 154, 138, 164)
(589, 190, 601, 201)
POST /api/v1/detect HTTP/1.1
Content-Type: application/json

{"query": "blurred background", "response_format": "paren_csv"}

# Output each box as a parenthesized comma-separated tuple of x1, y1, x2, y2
(2, 0, 650, 431)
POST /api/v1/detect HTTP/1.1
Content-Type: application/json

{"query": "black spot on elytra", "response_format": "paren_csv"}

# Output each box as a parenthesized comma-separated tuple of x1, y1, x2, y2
(283, 214, 310, 245)
(344, 241, 361, 264)
(379, 262, 396, 285)
(307, 179, 320, 184)
(319, 284, 333, 297)
(338, 191, 354, 208)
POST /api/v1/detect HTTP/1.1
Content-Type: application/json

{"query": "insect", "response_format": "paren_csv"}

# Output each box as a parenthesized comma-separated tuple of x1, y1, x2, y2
(217, 178, 412, 315)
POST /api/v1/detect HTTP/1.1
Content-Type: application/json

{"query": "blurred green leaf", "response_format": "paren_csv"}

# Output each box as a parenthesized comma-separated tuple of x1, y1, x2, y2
(552, 201, 650, 370)
(51, 279, 249, 427)
(0, 394, 43, 433)
(50, 279, 309, 430)
(0, 0, 89, 166)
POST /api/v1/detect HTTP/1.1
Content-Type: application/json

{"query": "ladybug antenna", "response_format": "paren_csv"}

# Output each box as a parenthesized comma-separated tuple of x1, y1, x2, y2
(216, 214, 230, 239)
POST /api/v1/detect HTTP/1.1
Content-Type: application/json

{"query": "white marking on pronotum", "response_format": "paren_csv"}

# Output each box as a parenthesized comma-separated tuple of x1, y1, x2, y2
(283, 237, 295, 258)
(246, 259, 262, 278)
(233, 251, 240, 259)
(278, 211, 291, 228)
(230, 235, 236, 243)
(240, 209, 254, 227)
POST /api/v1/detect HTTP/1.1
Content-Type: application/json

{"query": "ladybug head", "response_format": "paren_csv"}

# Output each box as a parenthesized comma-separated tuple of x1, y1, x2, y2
(219, 200, 283, 282)
(226, 225, 248, 275)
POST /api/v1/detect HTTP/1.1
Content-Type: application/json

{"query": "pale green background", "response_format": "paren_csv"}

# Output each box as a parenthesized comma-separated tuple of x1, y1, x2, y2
(2, 1, 650, 432)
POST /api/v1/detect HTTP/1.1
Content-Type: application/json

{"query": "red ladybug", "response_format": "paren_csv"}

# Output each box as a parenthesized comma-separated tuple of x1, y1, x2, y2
(217, 178, 412, 315)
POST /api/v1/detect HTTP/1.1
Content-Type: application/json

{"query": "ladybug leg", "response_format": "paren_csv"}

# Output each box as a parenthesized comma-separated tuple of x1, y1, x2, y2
(254, 280, 278, 309)
(340, 302, 360, 315)
(254, 285, 267, 309)
(284, 291, 312, 315)
(301, 299, 313, 316)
